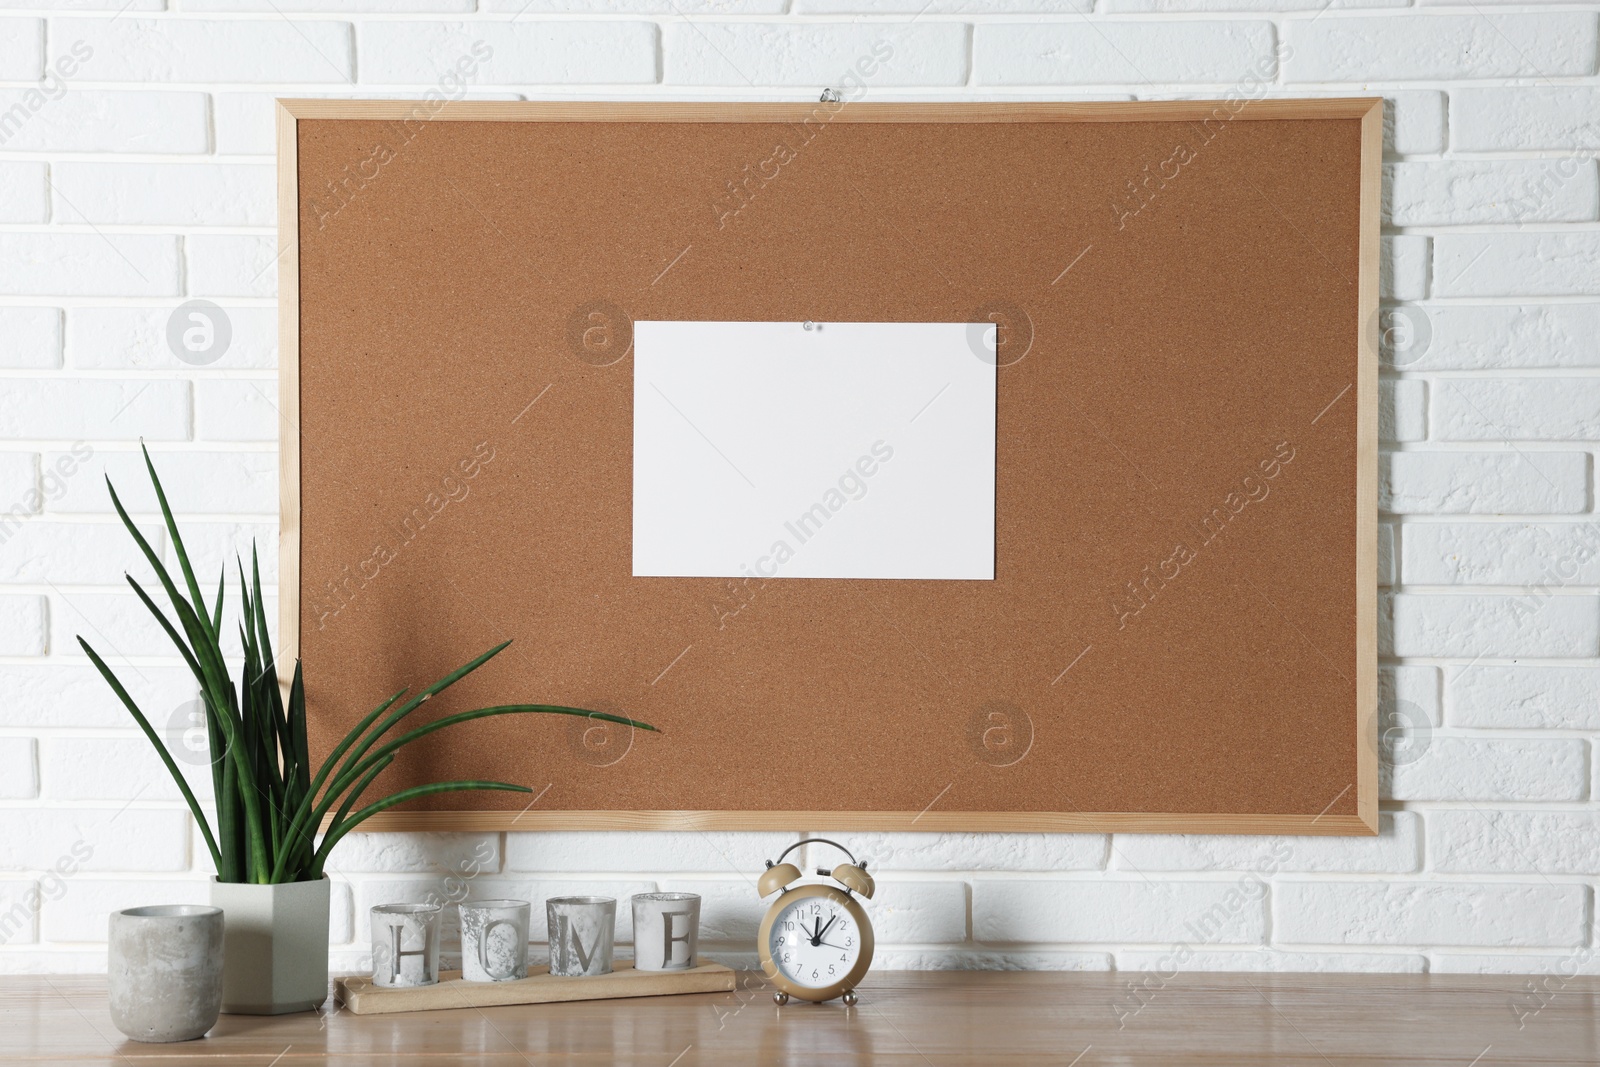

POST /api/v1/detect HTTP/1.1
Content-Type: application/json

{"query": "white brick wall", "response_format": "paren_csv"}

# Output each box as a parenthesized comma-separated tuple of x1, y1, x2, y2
(1, 2, 1597, 983)
(1274, 881, 1586, 947)
(973, 21, 1276, 84)
(68, 306, 276, 370)
(668, 22, 964, 85)
(1285, 14, 1598, 81)
(0, 234, 180, 296)
(1387, 304, 1600, 371)
(1380, 452, 1589, 514)
(1452, 87, 1600, 151)
(56, 18, 355, 83)
(0, 595, 47, 656)
(1384, 593, 1599, 658)
(1379, 234, 1429, 300)
(0, 91, 209, 154)
(1450, 666, 1600, 730)
(0, 309, 60, 369)
(1404, 523, 1600, 585)
(1385, 161, 1599, 225)
(0, 738, 37, 800)
(0, 162, 46, 224)
(52, 163, 276, 227)
(1435, 233, 1600, 297)
(365, 22, 657, 84)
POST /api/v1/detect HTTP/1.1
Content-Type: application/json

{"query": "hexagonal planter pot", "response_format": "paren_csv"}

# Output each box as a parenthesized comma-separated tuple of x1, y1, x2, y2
(210, 876, 330, 1015)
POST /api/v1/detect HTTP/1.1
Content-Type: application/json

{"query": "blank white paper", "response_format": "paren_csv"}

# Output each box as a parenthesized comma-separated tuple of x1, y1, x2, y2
(632, 321, 996, 580)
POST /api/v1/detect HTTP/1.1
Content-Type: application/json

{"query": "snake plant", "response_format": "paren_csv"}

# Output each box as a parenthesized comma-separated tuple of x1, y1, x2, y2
(79, 445, 653, 884)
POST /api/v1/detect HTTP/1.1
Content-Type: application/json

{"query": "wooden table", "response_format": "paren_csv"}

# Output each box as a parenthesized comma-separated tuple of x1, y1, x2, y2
(4, 970, 1597, 1064)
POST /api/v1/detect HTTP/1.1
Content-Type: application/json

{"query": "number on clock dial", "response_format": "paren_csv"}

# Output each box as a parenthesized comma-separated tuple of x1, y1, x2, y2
(769, 897, 859, 987)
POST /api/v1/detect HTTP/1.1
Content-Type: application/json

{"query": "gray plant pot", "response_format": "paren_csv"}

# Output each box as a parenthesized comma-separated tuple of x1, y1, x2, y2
(108, 904, 224, 1043)
(209, 876, 330, 1015)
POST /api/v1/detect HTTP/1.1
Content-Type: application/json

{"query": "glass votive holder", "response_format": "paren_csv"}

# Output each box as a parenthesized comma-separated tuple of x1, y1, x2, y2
(460, 899, 531, 983)
(370, 903, 441, 988)
(631, 892, 700, 972)
(546, 896, 616, 977)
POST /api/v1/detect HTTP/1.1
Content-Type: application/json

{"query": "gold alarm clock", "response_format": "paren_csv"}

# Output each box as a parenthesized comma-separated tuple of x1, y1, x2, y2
(756, 838, 875, 1005)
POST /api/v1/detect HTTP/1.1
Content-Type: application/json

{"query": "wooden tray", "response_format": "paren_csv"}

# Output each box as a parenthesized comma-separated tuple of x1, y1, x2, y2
(335, 960, 737, 1015)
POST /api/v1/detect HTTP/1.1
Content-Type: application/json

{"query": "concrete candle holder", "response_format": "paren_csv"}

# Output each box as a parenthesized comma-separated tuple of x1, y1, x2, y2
(460, 899, 531, 983)
(546, 896, 615, 977)
(630, 893, 700, 972)
(371, 904, 442, 988)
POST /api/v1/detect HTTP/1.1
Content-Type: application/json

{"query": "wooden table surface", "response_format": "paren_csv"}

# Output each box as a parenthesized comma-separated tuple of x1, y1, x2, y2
(4, 970, 1596, 1065)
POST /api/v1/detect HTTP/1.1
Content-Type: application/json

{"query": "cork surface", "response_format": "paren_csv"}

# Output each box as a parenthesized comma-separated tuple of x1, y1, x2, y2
(292, 105, 1370, 825)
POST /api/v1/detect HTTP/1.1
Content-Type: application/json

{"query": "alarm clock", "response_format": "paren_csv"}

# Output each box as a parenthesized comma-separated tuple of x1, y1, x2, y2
(756, 838, 875, 1006)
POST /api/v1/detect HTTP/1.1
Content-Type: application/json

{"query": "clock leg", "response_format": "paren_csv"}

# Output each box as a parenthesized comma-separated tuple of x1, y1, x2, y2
(842, 990, 858, 1006)
(773, 992, 789, 1005)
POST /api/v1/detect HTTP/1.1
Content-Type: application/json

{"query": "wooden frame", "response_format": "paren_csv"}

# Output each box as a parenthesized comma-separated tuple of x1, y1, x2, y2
(279, 99, 1381, 836)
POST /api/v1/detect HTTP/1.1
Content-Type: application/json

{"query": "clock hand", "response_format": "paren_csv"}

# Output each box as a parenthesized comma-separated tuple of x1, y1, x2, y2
(816, 914, 839, 941)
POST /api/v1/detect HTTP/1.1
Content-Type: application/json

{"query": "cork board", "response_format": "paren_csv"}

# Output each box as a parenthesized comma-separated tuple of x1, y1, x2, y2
(279, 100, 1381, 835)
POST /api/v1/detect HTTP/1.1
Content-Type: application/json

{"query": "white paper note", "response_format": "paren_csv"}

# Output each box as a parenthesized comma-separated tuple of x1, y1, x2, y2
(633, 321, 996, 580)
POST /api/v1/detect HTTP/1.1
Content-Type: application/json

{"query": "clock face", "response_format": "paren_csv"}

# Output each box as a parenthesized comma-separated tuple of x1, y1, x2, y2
(767, 891, 864, 991)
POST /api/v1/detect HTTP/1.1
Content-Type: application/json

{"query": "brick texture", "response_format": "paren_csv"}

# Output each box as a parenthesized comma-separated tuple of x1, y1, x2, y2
(2, 4, 1598, 979)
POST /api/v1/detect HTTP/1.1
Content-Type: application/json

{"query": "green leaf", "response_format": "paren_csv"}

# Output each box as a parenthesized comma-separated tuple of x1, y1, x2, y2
(107, 478, 203, 648)
(324, 641, 517, 798)
(90, 451, 659, 886)
(335, 704, 654, 801)
(278, 643, 521, 879)
(111, 506, 231, 717)
(124, 575, 205, 682)
(116, 485, 266, 880)
(123, 573, 236, 821)
(308, 703, 653, 857)
(249, 546, 286, 732)
(311, 779, 531, 879)
(139, 442, 213, 641)
(322, 753, 394, 854)
(287, 662, 309, 799)
(271, 684, 411, 883)
(78, 637, 221, 871)
(211, 568, 225, 638)
(219, 750, 241, 882)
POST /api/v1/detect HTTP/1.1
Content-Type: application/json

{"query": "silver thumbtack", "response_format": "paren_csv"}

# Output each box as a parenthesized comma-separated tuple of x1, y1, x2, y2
(820, 88, 841, 103)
